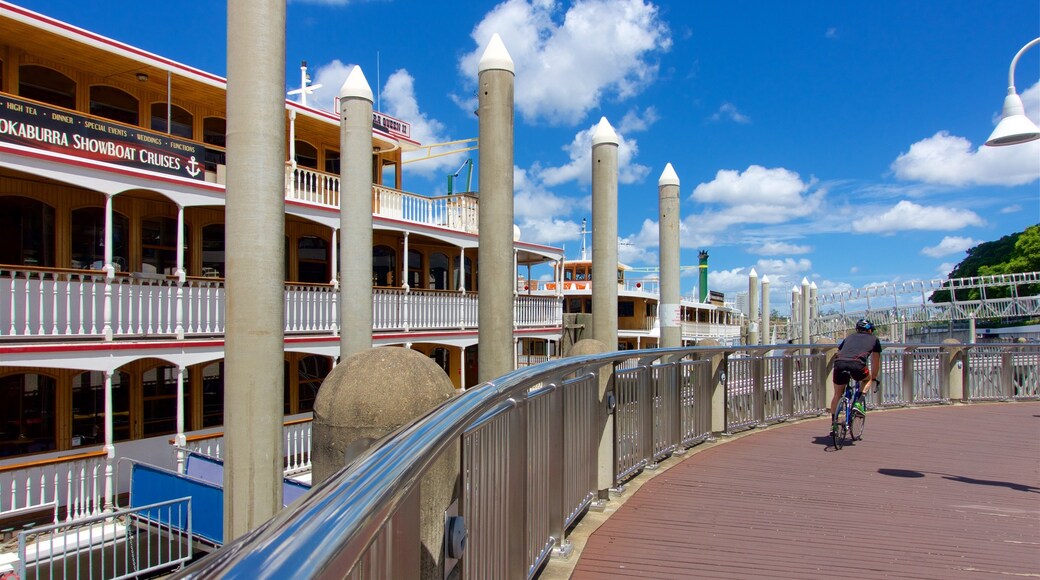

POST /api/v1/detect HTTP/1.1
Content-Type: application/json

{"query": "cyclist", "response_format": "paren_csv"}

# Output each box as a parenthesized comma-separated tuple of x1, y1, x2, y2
(830, 318, 882, 433)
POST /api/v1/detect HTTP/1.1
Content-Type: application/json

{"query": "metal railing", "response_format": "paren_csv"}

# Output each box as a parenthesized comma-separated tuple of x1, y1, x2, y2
(16, 497, 193, 580)
(0, 268, 562, 340)
(0, 451, 108, 526)
(175, 343, 1038, 578)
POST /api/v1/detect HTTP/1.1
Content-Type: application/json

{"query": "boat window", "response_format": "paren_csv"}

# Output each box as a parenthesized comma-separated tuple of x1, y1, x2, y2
(324, 149, 340, 174)
(430, 348, 450, 373)
(294, 140, 318, 169)
(71, 207, 128, 271)
(453, 256, 473, 291)
(429, 252, 449, 290)
(201, 362, 224, 428)
(298, 356, 332, 413)
(298, 235, 329, 283)
(0, 373, 57, 457)
(72, 371, 130, 444)
(618, 301, 634, 317)
(141, 217, 185, 275)
(90, 85, 139, 126)
(564, 268, 574, 282)
(567, 298, 582, 313)
(141, 365, 189, 437)
(0, 196, 55, 268)
(373, 245, 396, 286)
(201, 224, 225, 277)
(407, 249, 423, 289)
(151, 102, 194, 139)
(202, 117, 226, 169)
(617, 268, 624, 283)
(19, 65, 75, 109)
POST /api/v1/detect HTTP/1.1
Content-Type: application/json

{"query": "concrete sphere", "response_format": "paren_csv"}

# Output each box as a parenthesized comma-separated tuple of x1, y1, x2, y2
(697, 338, 720, 347)
(567, 338, 610, 357)
(313, 347, 455, 483)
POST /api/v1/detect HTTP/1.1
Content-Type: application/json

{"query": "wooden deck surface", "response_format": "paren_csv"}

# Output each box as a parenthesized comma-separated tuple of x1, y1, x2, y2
(567, 402, 1040, 579)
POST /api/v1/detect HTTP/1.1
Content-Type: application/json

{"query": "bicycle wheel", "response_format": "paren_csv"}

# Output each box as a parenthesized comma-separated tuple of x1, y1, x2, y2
(832, 399, 848, 450)
(851, 408, 865, 441)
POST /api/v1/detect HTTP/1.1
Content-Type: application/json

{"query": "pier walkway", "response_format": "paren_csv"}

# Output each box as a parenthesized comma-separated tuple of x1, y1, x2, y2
(554, 402, 1039, 579)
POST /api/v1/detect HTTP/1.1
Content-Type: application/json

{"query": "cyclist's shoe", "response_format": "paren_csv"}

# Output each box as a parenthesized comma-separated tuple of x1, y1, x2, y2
(831, 420, 839, 434)
(853, 401, 866, 414)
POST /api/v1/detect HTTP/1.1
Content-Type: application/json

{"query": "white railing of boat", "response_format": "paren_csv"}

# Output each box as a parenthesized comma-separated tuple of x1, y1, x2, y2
(0, 269, 562, 339)
(0, 450, 107, 526)
(284, 165, 479, 234)
(179, 419, 312, 477)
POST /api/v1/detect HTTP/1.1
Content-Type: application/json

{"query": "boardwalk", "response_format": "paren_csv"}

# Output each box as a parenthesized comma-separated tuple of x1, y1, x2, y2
(563, 403, 1040, 579)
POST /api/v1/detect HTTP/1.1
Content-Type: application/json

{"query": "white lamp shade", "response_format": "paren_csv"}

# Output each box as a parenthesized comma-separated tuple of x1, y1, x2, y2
(985, 93, 1040, 146)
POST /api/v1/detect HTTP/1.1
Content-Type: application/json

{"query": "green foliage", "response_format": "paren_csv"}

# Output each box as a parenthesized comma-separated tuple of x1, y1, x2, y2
(931, 225, 1040, 302)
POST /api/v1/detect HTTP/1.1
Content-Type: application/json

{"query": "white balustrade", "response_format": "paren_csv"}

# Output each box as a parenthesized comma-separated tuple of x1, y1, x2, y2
(0, 452, 106, 525)
(514, 295, 562, 328)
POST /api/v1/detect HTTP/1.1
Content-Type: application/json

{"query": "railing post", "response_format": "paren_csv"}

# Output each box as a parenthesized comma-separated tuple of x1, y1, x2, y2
(1001, 348, 1014, 400)
(640, 365, 655, 467)
(752, 353, 765, 425)
(782, 353, 795, 417)
(708, 346, 727, 435)
(547, 383, 568, 557)
(507, 398, 528, 578)
(902, 348, 915, 405)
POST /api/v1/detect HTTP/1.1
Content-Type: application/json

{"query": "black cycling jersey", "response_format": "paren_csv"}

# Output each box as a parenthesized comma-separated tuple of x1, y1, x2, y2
(836, 332, 882, 365)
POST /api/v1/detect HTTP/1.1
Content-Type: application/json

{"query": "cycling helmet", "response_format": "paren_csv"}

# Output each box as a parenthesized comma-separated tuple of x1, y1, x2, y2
(855, 318, 874, 332)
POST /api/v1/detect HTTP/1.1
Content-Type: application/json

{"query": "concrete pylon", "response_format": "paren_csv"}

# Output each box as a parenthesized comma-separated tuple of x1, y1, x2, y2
(698, 251, 709, 303)
(761, 275, 771, 346)
(748, 268, 759, 346)
(791, 285, 800, 342)
(591, 118, 619, 351)
(658, 163, 681, 348)
(801, 277, 811, 347)
(477, 34, 515, 382)
(340, 66, 374, 359)
(223, 0, 286, 541)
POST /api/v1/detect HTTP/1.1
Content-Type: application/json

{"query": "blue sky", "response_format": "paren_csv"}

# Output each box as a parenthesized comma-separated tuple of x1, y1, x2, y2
(20, 0, 1040, 311)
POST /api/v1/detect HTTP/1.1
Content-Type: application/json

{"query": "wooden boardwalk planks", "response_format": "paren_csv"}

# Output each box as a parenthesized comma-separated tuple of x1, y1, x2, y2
(570, 403, 1040, 579)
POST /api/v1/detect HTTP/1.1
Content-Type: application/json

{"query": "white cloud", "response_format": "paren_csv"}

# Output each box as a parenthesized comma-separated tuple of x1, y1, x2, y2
(752, 242, 811, 255)
(686, 166, 823, 233)
(382, 69, 465, 178)
(512, 167, 586, 246)
(921, 236, 978, 258)
(825, 27, 838, 39)
(537, 120, 651, 186)
(618, 107, 659, 134)
(856, 200, 984, 234)
(891, 82, 1040, 187)
(1001, 204, 1022, 214)
(936, 262, 956, 277)
(459, 0, 671, 125)
(710, 102, 750, 124)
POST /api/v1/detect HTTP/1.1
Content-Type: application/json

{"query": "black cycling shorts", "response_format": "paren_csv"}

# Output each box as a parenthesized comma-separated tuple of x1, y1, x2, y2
(832, 359, 869, 386)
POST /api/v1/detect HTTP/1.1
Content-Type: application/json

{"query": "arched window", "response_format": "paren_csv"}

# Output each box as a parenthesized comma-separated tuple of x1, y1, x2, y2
(407, 249, 423, 289)
(0, 197, 55, 267)
(19, 65, 75, 109)
(89, 86, 139, 126)
(454, 255, 473, 291)
(141, 217, 185, 275)
(324, 149, 340, 174)
(141, 364, 189, 437)
(202, 117, 226, 168)
(201, 362, 224, 428)
(429, 252, 449, 290)
(71, 371, 130, 445)
(298, 236, 328, 283)
(150, 102, 193, 139)
(297, 356, 332, 413)
(71, 207, 128, 271)
(294, 141, 318, 169)
(201, 224, 225, 277)
(373, 245, 396, 286)
(0, 373, 57, 457)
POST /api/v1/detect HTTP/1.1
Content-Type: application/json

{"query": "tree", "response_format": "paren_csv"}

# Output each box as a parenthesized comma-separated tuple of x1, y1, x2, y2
(931, 225, 1040, 302)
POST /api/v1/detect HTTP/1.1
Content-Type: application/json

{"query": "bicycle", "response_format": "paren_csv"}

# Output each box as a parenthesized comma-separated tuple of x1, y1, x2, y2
(832, 378, 878, 450)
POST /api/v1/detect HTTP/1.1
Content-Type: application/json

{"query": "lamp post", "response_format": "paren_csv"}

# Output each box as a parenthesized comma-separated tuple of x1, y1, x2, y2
(985, 37, 1040, 147)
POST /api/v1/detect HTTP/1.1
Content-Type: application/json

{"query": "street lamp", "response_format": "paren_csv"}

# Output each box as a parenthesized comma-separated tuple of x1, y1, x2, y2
(985, 37, 1040, 146)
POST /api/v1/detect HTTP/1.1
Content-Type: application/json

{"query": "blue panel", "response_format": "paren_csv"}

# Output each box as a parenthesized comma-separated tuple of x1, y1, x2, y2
(185, 452, 224, 486)
(130, 463, 224, 545)
(283, 479, 310, 507)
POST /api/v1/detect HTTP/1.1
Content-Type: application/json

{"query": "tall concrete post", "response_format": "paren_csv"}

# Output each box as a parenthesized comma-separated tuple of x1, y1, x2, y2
(591, 117, 619, 351)
(809, 281, 818, 320)
(224, 0, 285, 540)
(477, 34, 515, 382)
(801, 277, 811, 348)
(658, 163, 681, 348)
(761, 275, 771, 346)
(698, 251, 709, 303)
(340, 66, 374, 359)
(748, 268, 759, 346)
(791, 285, 800, 343)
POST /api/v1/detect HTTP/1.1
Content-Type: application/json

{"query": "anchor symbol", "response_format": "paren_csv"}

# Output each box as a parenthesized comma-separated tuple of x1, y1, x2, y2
(186, 156, 201, 177)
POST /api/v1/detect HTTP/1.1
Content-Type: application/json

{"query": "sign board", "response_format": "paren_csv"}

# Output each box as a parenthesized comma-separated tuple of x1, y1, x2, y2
(0, 94, 206, 180)
(372, 111, 411, 140)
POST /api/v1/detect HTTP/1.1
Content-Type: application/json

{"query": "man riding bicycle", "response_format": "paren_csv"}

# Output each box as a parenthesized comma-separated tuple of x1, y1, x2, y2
(830, 318, 882, 432)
